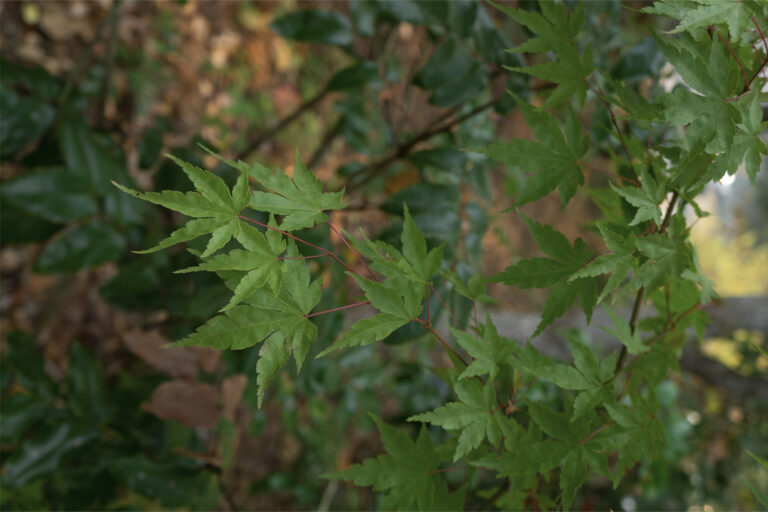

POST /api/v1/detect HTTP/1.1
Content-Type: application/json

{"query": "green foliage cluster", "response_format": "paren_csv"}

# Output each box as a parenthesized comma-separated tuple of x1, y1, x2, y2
(2, 0, 768, 509)
(114, 1, 768, 509)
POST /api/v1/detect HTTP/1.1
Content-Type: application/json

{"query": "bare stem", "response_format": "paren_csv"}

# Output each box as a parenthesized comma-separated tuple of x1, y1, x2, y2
(578, 160, 640, 187)
(587, 80, 640, 183)
(712, 26, 749, 90)
(305, 301, 371, 318)
(430, 285, 462, 329)
(414, 318, 469, 367)
(579, 421, 614, 444)
(327, 221, 379, 282)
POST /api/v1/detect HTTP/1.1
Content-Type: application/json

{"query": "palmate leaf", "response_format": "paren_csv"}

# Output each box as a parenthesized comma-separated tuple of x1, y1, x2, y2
(493, 1, 591, 107)
(175, 222, 286, 311)
(570, 223, 636, 303)
(494, 214, 595, 336)
(113, 155, 249, 257)
(174, 241, 321, 406)
(248, 150, 346, 231)
(327, 414, 452, 511)
(409, 380, 503, 462)
(478, 95, 587, 208)
(644, 0, 764, 41)
(652, 31, 744, 156)
(451, 314, 513, 380)
(510, 337, 616, 419)
(525, 401, 613, 510)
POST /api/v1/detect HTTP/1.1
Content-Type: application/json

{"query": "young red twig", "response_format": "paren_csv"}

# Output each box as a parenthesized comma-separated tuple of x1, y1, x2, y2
(586, 80, 640, 183)
(429, 285, 462, 329)
(327, 221, 379, 282)
(747, 16, 768, 86)
(305, 301, 371, 318)
(578, 160, 640, 186)
(579, 421, 614, 444)
(279, 254, 326, 260)
(426, 284, 431, 325)
(712, 26, 749, 91)
(238, 215, 358, 276)
(413, 318, 469, 367)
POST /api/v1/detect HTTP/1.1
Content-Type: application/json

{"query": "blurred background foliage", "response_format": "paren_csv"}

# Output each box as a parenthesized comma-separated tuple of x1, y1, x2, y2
(0, 0, 766, 510)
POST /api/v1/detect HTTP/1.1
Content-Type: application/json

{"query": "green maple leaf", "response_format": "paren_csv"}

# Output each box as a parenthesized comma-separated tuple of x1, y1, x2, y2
(630, 230, 692, 292)
(478, 97, 587, 208)
(509, 336, 615, 418)
(451, 314, 513, 380)
(526, 401, 613, 510)
(409, 380, 503, 462)
(318, 273, 424, 356)
(494, 213, 595, 336)
(494, 2, 591, 106)
(399, 204, 444, 283)
(611, 168, 665, 226)
(570, 223, 636, 303)
(317, 314, 409, 356)
(247, 150, 346, 231)
(176, 222, 286, 311)
(603, 397, 664, 484)
(327, 414, 446, 511)
(471, 415, 542, 477)
(645, 0, 763, 42)
(174, 241, 321, 406)
(113, 154, 250, 257)
(653, 32, 743, 155)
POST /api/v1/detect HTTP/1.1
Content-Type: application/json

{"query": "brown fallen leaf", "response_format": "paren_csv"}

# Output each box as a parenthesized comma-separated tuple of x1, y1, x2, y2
(123, 330, 198, 379)
(222, 374, 248, 422)
(142, 380, 220, 429)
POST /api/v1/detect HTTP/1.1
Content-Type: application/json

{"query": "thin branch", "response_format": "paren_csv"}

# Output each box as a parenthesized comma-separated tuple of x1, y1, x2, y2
(414, 318, 469, 367)
(57, 2, 119, 106)
(327, 221, 379, 282)
(95, 0, 121, 128)
(578, 160, 640, 187)
(747, 16, 768, 87)
(712, 26, 749, 91)
(305, 301, 371, 318)
(430, 285, 461, 329)
(236, 88, 328, 161)
(587, 80, 640, 183)
(579, 421, 614, 444)
(347, 97, 500, 193)
(308, 119, 342, 169)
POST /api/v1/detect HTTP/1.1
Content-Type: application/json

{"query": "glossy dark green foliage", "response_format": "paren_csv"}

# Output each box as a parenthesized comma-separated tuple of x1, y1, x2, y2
(0, 332, 218, 509)
(270, 9, 354, 46)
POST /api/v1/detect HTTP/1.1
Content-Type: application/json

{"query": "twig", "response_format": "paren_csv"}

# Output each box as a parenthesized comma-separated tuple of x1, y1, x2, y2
(305, 301, 371, 318)
(414, 318, 469, 367)
(327, 221, 379, 282)
(578, 160, 640, 187)
(586, 80, 640, 183)
(95, 0, 122, 127)
(430, 285, 461, 329)
(712, 25, 748, 91)
(747, 16, 768, 87)
(347, 97, 500, 193)
(57, 2, 119, 106)
(579, 421, 614, 444)
(237, 88, 328, 161)
(308, 119, 342, 169)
